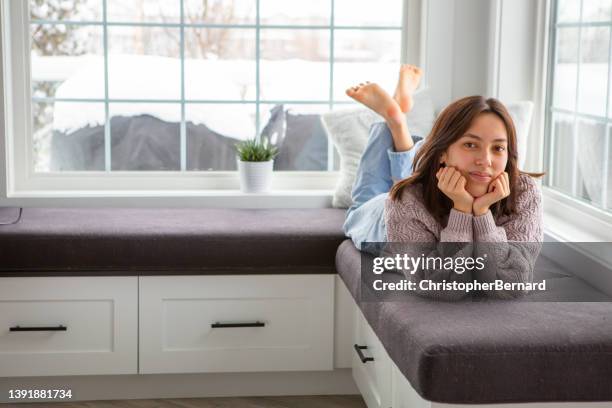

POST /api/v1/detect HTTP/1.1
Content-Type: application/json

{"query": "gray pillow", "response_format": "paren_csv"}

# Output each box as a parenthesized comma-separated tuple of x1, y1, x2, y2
(275, 110, 329, 171)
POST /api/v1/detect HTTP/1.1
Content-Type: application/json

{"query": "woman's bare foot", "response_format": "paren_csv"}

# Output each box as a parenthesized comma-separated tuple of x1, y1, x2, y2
(346, 82, 413, 152)
(345, 82, 404, 127)
(393, 64, 423, 113)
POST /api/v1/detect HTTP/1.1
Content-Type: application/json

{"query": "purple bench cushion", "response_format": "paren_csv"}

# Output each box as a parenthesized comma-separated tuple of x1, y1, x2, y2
(336, 239, 612, 404)
(0, 207, 346, 275)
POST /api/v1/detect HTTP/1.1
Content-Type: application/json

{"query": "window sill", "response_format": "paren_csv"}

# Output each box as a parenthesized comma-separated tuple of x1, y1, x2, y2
(543, 187, 612, 242)
(1, 189, 336, 208)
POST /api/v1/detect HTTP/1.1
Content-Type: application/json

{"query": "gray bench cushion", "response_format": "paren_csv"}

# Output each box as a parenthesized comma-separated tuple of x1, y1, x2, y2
(336, 239, 612, 404)
(0, 207, 346, 275)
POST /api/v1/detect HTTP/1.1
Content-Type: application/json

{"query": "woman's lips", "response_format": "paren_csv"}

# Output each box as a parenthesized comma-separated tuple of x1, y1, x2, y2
(469, 171, 492, 183)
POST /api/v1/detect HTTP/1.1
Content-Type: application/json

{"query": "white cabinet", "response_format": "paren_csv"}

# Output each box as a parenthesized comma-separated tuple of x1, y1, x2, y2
(352, 307, 392, 408)
(0, 277, 138, 377)
(139, 274, 335, 374)
(347, 285, 430, 408)
(391, 362, 432, 408)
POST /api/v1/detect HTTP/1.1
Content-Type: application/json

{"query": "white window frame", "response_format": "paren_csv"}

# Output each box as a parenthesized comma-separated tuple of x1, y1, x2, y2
(0, 0, 425, 207)
(534, 0, 612, 241)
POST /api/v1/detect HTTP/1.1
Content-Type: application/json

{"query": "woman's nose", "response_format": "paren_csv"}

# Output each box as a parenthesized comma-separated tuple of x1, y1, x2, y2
(475, 152, 492, 167)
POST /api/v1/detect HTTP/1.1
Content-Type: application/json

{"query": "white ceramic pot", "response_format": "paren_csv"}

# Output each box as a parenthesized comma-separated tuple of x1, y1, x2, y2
(237, 159, 274, 193)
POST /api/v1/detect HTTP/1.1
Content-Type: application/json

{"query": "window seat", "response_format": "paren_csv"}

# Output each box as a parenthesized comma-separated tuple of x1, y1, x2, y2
(336, 238, 612, 405)
(0, 207, 346, 276)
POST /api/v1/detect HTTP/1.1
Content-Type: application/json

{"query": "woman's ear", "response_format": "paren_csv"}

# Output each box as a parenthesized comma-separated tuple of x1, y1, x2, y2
(439, 152, 447, 166)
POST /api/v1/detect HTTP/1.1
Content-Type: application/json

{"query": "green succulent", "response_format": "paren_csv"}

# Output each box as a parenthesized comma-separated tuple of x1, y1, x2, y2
(235, 137, 279, 162)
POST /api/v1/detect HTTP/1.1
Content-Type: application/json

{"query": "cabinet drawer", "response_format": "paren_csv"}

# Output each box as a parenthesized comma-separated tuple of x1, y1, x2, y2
(139, 274, 334, 374)
(0, 277, 138, 377)
(352, 308, 392, 408)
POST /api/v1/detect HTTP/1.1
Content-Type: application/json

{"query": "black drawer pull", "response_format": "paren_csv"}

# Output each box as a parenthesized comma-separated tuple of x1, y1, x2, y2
(354, 344, 374, 363)
(10, 325, 67, 332)
(211, 321, 265, 328)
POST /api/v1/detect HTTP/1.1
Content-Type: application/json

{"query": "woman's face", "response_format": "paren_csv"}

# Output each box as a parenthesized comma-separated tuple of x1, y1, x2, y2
(440, 113, 509, 198)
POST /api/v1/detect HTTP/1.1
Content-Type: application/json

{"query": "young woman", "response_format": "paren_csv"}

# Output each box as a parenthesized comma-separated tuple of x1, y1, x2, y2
(344, 65, 543, 300)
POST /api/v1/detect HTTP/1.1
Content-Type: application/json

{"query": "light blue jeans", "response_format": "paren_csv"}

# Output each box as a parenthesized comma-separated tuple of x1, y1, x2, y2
(343, 122, 424, 252)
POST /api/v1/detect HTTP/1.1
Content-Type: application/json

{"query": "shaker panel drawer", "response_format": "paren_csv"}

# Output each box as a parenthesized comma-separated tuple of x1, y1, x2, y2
(0, 277, 137, 377)
(139, 274, 334, 374)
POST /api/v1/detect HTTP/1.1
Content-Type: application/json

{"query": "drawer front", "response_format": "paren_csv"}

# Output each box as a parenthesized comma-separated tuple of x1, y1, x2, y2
(0, 277, 138, 377)
(352, 308, 391, 408)
(139, 274, 335, 374)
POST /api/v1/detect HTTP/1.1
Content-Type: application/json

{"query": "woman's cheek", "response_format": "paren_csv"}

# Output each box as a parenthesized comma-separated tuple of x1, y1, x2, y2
(493, 158, 508, 176)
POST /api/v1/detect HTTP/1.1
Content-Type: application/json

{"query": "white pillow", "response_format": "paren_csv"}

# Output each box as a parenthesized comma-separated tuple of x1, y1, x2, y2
(505, 101, 533, 169)
(321, 107, 380, 208)
(322, 89, 436, 208)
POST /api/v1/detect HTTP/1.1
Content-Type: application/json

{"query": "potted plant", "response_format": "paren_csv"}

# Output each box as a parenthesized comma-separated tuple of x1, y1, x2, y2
(235, 137, 279, 193)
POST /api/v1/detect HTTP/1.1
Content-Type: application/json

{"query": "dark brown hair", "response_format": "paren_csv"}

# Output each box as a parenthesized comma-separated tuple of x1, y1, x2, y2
(389, 95, 542, 224)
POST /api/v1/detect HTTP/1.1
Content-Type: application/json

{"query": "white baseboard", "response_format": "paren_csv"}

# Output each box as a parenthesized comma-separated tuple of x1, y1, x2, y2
(0, 369, 358, 404)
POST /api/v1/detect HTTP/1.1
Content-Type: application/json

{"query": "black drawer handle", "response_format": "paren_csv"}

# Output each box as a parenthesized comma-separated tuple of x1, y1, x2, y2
(354, 344, 374, 363)
(211, 321, 265, 328)
(10, 325, 67, 332)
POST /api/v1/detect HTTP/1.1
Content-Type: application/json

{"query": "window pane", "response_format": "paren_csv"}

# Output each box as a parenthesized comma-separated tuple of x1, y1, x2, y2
(184, 0, 255, 24)
(576, 119, 607, 206)
(550, 113, 575, 195)
(107, 26, 181, 100)
(31, 24, 104, 99)
(110, 103, 181, 170)
(582, 0, 612, 22)
(34, 101, 106, 172)
(107, 0, 180, 23)
(334, 0, 402, 26)
(577, 27, 609, 117)
(557, 0, 581, 23)
(260, 29, 330, 100)
(333, 30, 401, 101)
(184, 28, 256, 101)
(186, 103, 256, 170)
(260, 0, 330, 25)
(30, 0, 102, 21)
(553, 28, 579, 111)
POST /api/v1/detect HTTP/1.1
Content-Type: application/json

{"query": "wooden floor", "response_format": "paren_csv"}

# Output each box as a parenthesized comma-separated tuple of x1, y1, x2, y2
(4, 395, 367, 408)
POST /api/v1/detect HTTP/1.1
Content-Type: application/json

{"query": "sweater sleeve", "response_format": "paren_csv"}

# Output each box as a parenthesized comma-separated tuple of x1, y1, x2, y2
(384, 191, 474, 302)
(473, 174, 543, 299)
(387, 138, 425, 182)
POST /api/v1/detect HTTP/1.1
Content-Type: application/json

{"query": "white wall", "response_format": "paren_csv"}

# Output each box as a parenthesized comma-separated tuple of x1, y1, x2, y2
(423, 0, 491, 112)
(422, 0, 543, 170)
(496, 0, 539, 102)
(491, 0, 543, 172)
(424, 0, 540, 105)
(451, 0, 491, 100)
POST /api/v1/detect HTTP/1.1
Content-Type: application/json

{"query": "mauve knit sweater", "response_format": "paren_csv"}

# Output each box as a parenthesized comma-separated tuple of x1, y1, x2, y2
(384, 173, 543, 300)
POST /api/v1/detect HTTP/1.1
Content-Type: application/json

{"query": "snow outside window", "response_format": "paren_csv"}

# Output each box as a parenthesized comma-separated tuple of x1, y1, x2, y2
(28, 0, 404, 173)
(546, 0, 612, 214)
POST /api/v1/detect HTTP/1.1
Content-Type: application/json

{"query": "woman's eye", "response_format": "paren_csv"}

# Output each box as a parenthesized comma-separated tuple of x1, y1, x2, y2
(495, 146, 506, 152)
(463, 142, 476, 148)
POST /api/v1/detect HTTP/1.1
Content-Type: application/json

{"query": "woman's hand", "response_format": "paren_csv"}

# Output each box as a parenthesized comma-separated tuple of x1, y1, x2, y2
(473, 172, 510, 216)
(436, 167, 473, 214)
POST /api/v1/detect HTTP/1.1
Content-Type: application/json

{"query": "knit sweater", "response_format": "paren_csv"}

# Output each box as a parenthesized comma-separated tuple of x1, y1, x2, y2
(384, 173, 543, 300)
